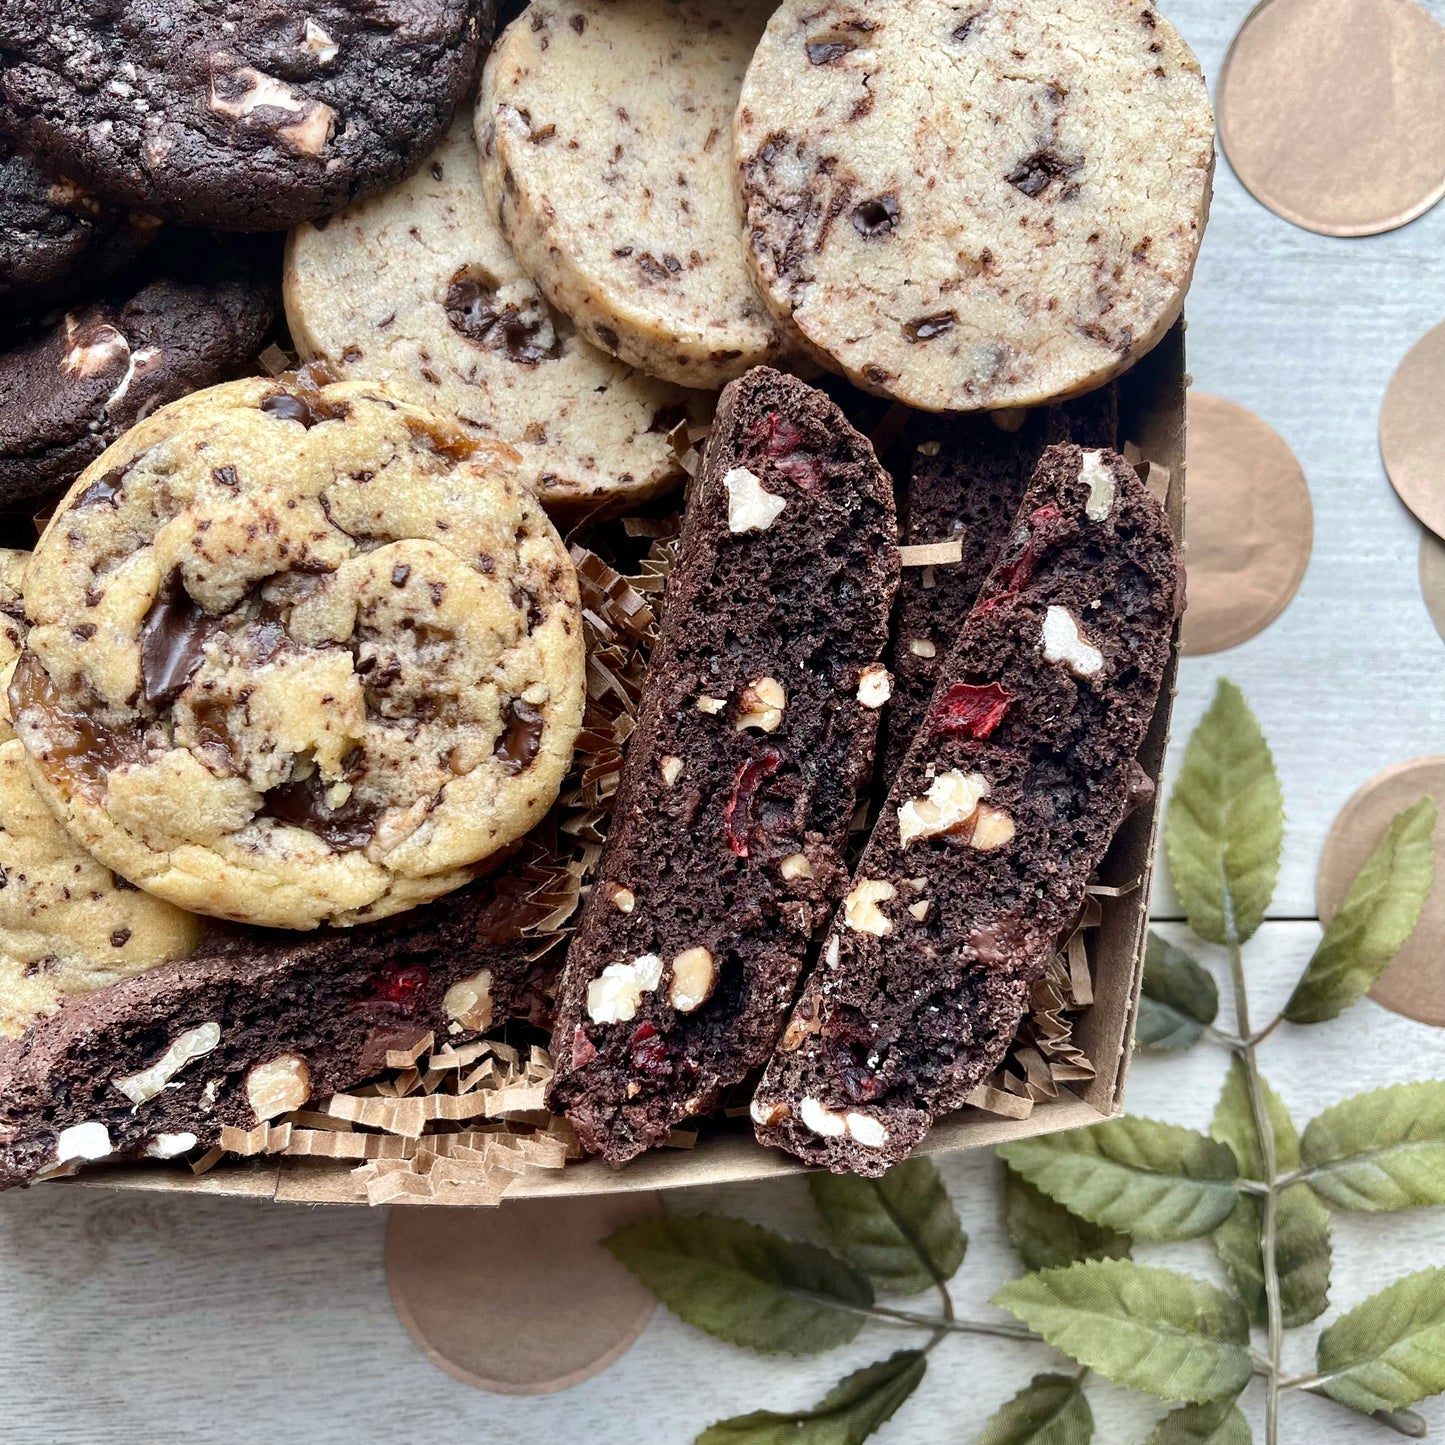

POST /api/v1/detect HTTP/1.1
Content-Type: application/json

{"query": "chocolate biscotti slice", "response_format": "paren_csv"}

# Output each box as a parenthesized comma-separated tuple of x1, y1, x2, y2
(883, 388, 1117, 787)
(0, 852, 559, 1189)
(753, 444, 1181, 1174)
(546, 367, 899, 1162)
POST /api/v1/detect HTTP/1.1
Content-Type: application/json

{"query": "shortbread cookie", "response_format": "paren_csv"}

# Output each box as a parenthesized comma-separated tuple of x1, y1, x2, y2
(287, 115, 707, 517)
(11, 370, 585, 931)
(734, 0, 1213, 410)
(0, 0, 493, 231)
(0, 145, 161, 318)
(0, 243, 276, 507)
(883, 388, 1118, 786)
(754, 445, 1181, 1173)
(480, 0, 798, 388)
(546, 368, 899, 1163)
(0, 841, 563, 1188)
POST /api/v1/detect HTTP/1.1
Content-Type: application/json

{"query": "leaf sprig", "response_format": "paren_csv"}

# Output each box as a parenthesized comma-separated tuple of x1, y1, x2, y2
(603, 681, 1445, 1444)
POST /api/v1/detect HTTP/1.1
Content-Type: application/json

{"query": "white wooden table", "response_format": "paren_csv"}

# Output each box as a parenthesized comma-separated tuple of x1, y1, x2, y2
(5, 3, 1445, 1441)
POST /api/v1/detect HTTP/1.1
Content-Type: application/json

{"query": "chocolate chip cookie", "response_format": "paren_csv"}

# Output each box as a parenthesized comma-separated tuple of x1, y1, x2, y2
(479, 0, 800, 388)
(287, 115, 709, 517)
(0, 0, 494, 231)
(0, 144, 162, 318)
(11, 370, 586, 931)
(734, 0, 1213, 410)
(0, 242, 276, 508)
(0, 549, 205, 1041)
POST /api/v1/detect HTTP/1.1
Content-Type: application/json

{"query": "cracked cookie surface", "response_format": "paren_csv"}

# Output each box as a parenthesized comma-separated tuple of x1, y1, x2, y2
(11, 373, 585, 931)
(479, 0, 800, 389)
(286, 114, 707, 517)
(734, 0, 1213, 411)
(0, 0, 492, 231)
(0, 550, 204, 1041)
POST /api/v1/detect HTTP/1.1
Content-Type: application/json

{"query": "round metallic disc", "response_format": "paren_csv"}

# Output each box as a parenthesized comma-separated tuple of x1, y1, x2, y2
(1382, 322, 1445, 537)
(1218, 0, 1445, 236)
(1180, 392, 1313, 656)
(1419, 529, 1445, 641)
(1317, 757, 1445, 1027)
(386, 1191, 660, 1394)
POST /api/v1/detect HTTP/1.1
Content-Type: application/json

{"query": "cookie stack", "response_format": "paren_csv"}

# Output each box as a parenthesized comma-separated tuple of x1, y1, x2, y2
(0, 0, 1205, 1188)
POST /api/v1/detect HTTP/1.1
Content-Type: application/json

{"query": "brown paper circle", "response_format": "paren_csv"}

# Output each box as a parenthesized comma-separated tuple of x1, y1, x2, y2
(386, 1192, 660, 1394)
(1418, 530, 1445, 640)
(1382, 322, 1445, 536)
(1217, 0, 1445, 237)
(1180, 392, 1313, 655)
(1317, 757, 1445, 1027)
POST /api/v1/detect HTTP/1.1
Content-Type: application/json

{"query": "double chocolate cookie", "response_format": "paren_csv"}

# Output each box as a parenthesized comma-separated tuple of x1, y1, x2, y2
(735, 0, 1213, 409)
(286, 115, 708, 517)
(0, 243, 276, 508)
(0, 0, 493, 231)
(12, 371, 586, 931)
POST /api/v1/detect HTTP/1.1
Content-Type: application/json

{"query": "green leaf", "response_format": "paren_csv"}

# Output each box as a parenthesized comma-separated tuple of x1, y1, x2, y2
(1317, 1268, 1445, 1414)
(976, 1373, 1093, 1445)
(809, 1157, 966, 1297)
(1283, 798, 1437, 1023)
(1004, 1171, 1131, 1271)
(996, 1117, 1238, 1241)
(1137, 933, 1220, 1050)
(695, 1351, 925, 1445)
(993, 1259, 1252, 1403)
(1144, 1402, 1252, 1444)
(1302, 1082, 1445, 1211)
(605, 1214, 872, 1354)
(1208, 1057, 1331, 1326)
(1164, 679, 1283, 945)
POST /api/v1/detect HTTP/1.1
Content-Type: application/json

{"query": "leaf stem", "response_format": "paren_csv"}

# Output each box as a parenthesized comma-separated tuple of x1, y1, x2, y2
(1226, 933, 1285, 1445)
(1248, 1015, 1284, 1048)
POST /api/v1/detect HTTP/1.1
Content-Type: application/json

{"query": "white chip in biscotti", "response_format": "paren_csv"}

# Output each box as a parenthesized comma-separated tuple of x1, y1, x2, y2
(478, 0, 803, 388)
(285, 115, 709, 518)
(10, 374, 586, 932)
(734, 0, 1214, 411)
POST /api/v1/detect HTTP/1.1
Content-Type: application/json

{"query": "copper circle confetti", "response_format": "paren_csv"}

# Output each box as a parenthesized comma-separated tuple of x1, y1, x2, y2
(1382, 321, 1445, 537)
(386, 1192, 660, 1393)
(1218, 0, 1445, 236)
(1180, 393, 1312, 656)
(1317, 757, 1445, 1028)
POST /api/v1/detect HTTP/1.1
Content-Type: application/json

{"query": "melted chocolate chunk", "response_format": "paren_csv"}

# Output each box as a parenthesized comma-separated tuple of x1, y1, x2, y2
(903, 311, 957, 342)
(403, 416, 483, 466)
(260, 391, 315, 426)
(9, 653, 146, 790)
(140, 571, 222, 709)
(806, 38, 854, 63)
(73, 466, 128, 510)
(852, 194, 900, 238)
(1006, 150, 1082, 198)
(263, 771, 379, 851)
(443, 270, 559, 364)
(494, 698, 544, 773)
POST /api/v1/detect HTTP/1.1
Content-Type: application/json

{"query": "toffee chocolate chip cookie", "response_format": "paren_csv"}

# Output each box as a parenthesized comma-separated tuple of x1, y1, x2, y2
(0, 145, 161, 318)
(0, 245, 276, 508)
(734, 0, 1213, 410)
(11, 371, 586, 931)
(287, 115, 707, 517)
(479, 0, 799, 388)
(0, 0, 493, 232)
(0, 550, 205, 1041)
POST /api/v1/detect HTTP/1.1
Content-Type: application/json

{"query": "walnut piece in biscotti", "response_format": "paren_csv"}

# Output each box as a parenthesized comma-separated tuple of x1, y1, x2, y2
(734, 0, 1213, 410)
(546, 367, 899, 1164)
(753, 445, 1181, 1174)
(10, 372, 586, 931)
(285, 114, 710, 520)
(478, 0, 805, 389)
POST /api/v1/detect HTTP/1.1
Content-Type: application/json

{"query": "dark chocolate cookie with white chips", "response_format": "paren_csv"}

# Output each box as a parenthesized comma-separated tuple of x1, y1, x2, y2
(0, 144, 162, 318)
(0, 242, 276, 507)
(734, 0, 1213, 410)
(0, 0, 493, 231)
(752, 445, 1181, 1173)
(546, 367, 899, 1163)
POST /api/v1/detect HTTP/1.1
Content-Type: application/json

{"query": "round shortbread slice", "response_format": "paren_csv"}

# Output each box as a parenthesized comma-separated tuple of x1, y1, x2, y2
(734, 0, 1214, 411)
(285, 114, 708, 518)
(478, 0, 802, 389)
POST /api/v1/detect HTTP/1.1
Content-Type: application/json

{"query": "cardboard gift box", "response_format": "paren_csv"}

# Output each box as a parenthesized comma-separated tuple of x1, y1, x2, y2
(64, 323, 1187, 1207)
